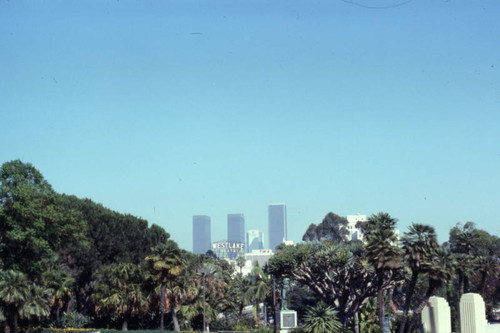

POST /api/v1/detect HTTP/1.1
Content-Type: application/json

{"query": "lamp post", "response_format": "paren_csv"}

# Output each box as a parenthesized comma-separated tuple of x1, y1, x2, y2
(273, 278, 277, 333)
(197, 269, 206, 332)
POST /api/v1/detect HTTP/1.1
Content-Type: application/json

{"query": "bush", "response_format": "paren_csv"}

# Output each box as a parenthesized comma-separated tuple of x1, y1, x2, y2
(60, 313, 91, 329)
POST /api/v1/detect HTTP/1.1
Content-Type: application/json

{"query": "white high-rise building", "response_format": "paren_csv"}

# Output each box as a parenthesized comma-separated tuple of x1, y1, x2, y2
(246, 229, 264, 253)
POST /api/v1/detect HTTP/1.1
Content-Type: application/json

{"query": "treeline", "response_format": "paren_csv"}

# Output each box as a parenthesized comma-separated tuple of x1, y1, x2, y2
(268, 212, 500, 333)
(0, 160, 247, 333)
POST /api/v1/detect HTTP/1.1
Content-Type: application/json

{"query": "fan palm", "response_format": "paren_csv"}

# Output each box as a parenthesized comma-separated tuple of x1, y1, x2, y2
(145, 241, 184, 333)
(248, 264, 269, 325)
(19, 284, 51, 333)
(398, 223, 438, 333)
(93, 263, 149, 331)
(0, 270, 31, 333)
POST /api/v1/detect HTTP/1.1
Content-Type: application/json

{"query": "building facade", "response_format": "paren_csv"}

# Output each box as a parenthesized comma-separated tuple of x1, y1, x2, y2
(193, 215, 211, 254)
(346, 214, 367, 241)
(268, 203, 287, 250)
(246, 229, 264, 253)
(227, 213, 245, 244)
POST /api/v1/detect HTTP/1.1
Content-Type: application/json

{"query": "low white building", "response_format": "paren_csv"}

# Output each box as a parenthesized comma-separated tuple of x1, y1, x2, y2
(346, 214, 367, 241)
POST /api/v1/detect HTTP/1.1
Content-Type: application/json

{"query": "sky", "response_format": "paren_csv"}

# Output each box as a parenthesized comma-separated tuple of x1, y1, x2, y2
(1, 0, 499, 251)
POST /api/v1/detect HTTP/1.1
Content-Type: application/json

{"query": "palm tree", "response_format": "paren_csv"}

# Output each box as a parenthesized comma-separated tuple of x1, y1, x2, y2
(303, 302, 343, 333)
(398, 223, 438, 333)
(475, 255, 500, 297)
(93, 263, 149, 330)
(0, 270, 31, 333)
(19, 284, 51, 333)
(363, 213, 401, 331)
(145, 241, 184, 333)
(248, 264, 269, 325)
(236, 255, 246, 274)
(406, 247, 456, 333)
(41, 268, 74, 322)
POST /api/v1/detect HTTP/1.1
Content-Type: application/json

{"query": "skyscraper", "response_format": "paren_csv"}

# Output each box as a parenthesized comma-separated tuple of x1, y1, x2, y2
(227, 213, 245, 243)
(268, 203, 287, 250)
(193, 215, 211, 254)
(246, 229, 264, 253)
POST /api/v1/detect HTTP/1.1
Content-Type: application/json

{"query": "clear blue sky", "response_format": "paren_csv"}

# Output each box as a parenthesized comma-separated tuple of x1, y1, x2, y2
(1, 0, 499, 251)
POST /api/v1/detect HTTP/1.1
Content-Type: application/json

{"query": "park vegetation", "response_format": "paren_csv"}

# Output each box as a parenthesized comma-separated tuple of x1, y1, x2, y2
(1, 160, 499, 333)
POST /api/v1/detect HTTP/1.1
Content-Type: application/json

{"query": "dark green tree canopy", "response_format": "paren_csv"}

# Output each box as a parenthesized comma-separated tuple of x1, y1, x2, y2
(302, 212, 349, 243)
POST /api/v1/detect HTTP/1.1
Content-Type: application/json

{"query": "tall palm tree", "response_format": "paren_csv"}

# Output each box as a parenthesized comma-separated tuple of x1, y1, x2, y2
(248, 264, 269, 325)
(406, 247, 456, 333)
(0, 270, 31, 333)
(398, 223, 438, 333)
(363, 212, 401, 331)
(145, 241, 184, 333)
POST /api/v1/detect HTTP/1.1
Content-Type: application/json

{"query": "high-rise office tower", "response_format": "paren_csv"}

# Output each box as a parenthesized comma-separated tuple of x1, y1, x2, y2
(193, 215, 211, 254)
(268, 203, 287, 250)
(246, 229, 264, 253)
(227, 214, 245, 243)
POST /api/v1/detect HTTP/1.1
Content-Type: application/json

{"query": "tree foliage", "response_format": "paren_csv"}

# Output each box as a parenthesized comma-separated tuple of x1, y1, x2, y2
(302, 212, 349, 243)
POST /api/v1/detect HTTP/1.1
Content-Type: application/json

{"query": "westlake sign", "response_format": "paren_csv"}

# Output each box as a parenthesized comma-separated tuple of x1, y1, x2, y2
(211, 241, 245, 258)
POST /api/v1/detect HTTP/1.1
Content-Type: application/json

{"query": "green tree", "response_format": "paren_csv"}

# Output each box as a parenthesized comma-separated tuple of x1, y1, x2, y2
(19, 284, 51, 333)
(302, 212, 349, 243)
(93, 263, 149, 330)
(236, 255, 246, 275)
(41, 267, 74, 321)
(248, 264, 270, 325)
(0, 270, 31, 333)
(145, 241, 184, 333)
(0, 160, 88, 279)
(362, 212, 401, 331)
(267, 242, 378, 326)
(398, 223, 438, 333)
(405, 248, 456, 333)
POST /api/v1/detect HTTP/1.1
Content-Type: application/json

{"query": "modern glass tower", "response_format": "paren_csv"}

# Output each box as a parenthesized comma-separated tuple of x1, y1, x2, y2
(227, 213, 245, 243)
(246, 229, 264, 253)
(268, 203, 287, 250)
(193, 215, 211, 254)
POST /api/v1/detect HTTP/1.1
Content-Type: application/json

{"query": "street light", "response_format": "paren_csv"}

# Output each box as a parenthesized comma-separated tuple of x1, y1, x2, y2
(197, 269, 206, 332)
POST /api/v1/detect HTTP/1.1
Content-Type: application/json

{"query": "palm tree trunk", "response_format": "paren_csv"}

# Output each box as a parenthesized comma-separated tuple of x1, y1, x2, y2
(172, 308, 180, 332)
(354, 311, 360, 333)
(160, 283, 166, 333)
(66, 294, 73, 313)
(398, 272, 418, 333)
(13, 312, 18, 333)
(122, 318, 128, 331)
(405, 283, 437, 333)
(377, 288, 385, 332)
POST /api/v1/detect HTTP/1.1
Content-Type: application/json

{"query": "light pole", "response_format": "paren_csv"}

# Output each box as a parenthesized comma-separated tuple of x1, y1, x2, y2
(197, 269, 206, 332)
(273, 278, 277, 333)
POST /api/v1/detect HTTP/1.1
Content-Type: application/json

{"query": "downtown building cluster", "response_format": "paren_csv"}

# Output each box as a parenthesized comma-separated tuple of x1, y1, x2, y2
(192, 203, 288, 256)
